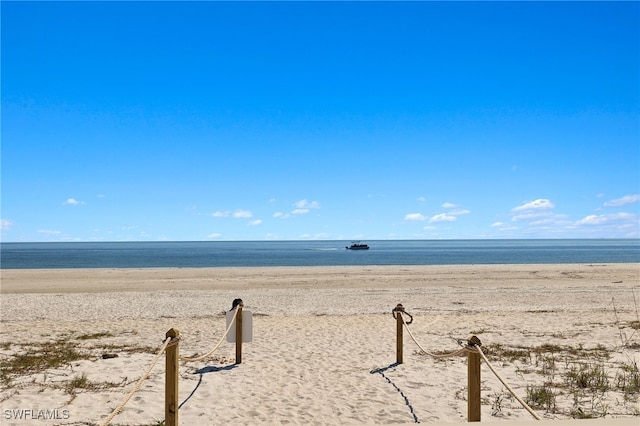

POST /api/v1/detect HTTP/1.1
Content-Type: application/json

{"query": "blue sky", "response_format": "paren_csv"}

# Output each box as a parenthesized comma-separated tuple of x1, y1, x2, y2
(2, 1, 639, 242)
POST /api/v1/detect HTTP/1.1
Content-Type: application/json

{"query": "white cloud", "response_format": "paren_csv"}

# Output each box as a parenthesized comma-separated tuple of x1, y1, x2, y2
(417, 196, 426, 202)
(512, 211, 553, 222)
(1, 219, 14, 231)
(575, 215, 607, 225)
(576, 212, 637, 226)
(404, 213, 426, 221)
(501, 198, 637, 236)
(275, 199, 320, 218)
(510, 199, 556, 222)
(439, 203, 469, 217)
(63, 198, 84, 206)
(294, 199, 320, 209)
(248, 219, 263, 226)
(529, 218, 558, 226)
(213, 209, 253, 218)
(207, 233, 222, 239)
(491, 221, 518, 231)
(614, 212, 636, 220)
(38, 229, 62, 235)
(512, 199, 555, 212)
(604, 194, 640, 207)
(233, 209, 253, 219)
(429, 213, 456, 223)
(406, 205, 468, 224)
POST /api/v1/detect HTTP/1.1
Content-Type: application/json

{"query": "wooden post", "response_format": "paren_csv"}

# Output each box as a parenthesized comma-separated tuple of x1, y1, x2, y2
(395, 304, 403, 364)
(467, 335, 482, 422)
(235, 305, 243, 364)
(165, 328, 180, 426)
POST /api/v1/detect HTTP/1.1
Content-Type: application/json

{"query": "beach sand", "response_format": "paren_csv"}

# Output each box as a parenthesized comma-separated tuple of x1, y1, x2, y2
(1, 264, 639, 425)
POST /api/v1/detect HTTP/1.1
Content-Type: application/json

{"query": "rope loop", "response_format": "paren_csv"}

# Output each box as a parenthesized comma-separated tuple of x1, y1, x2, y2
(166, 334, 182, 347)
(392, 303, 413, 324)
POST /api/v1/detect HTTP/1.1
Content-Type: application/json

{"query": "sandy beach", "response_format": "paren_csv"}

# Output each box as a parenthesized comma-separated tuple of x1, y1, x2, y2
(1, 264, 639, 425)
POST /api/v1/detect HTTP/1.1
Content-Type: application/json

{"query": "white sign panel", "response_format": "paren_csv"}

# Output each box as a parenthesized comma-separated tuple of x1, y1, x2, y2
(226, 310, 253, 343)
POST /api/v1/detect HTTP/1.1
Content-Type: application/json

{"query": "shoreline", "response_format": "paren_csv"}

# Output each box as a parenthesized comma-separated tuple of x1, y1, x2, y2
(2, 263, 638, 321)
(1, 263, 638, 294)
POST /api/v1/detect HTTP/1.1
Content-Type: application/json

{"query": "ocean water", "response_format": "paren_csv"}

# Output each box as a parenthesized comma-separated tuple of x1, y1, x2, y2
(1, 239, 638, 269)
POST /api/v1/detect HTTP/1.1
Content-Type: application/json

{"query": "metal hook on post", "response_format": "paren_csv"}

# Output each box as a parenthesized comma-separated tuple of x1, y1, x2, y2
(391, 303, 404, 319)
(392, 303, 413, 324)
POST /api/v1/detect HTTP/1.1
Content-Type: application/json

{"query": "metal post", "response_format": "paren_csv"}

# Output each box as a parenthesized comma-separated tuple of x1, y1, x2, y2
(467, 335, 482, 422)
(165, 328, 180, 426)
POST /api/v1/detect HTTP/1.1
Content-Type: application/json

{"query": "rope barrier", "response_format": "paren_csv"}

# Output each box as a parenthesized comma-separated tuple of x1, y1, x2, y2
(179, 308, 239, 363)
(399, 310, 468, 359)
(98, 302, 240, 425)
(395, 308, 542, 420)
(98, 301, 542, 424)
(476, 345, 542, 420)
(99, 336, 173, 426)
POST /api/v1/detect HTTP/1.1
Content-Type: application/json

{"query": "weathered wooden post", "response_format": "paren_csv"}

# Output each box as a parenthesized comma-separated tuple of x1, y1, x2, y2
(165, 328, 180, 426)
(235, 304, 243, 364)
(227, 298, 252, 364)
(393, 304, 404, 364)
(467, 335, 482, 422)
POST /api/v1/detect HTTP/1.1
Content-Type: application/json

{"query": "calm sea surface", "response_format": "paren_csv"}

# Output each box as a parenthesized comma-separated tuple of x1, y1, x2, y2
(1, 240, 638, 269)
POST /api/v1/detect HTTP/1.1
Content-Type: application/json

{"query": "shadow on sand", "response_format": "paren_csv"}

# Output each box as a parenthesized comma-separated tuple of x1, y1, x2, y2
(179, 363, 238, 410)
(370, 363, 420, 423)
